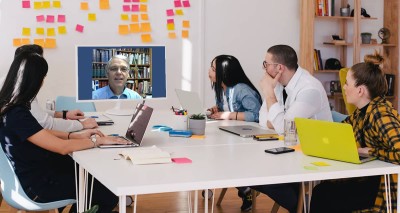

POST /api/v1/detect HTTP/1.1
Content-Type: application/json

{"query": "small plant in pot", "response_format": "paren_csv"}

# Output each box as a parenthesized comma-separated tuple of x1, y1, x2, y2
(188, 113, 206, 135)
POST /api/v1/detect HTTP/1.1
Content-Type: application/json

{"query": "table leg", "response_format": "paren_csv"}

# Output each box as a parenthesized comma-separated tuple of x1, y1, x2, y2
(78, 165, 86, 212)
(194, 190, 198, 213)
(204, 189, 208, 213)
(119, 195, 126, 213)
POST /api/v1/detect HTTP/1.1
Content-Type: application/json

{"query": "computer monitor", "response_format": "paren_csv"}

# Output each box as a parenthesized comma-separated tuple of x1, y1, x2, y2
(76, 45, 166, 115)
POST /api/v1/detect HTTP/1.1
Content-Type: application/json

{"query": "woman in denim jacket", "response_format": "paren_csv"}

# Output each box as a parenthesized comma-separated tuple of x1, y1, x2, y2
(208, 55, 262, 122)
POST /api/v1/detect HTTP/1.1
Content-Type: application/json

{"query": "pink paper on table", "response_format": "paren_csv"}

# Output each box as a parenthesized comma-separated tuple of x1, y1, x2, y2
(172, 157, 192, 164)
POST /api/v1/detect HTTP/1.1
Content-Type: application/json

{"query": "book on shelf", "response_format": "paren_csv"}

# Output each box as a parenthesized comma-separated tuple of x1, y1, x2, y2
(119, 146, 172, 165)
(315, 0, 335, 16)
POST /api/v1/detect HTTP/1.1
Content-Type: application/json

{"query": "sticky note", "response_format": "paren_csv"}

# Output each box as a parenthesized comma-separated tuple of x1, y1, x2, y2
(141, 22, 151, 32)
(21, 38, 30, 45)
(124, 0, 131, 2)
(13, 38, 22, 47)
(166, 9, 174, 16)
(22, 28, 31, 36)
(175, 9, 184, 15)
(99, 0, 110, 10)
(36, 15, 45, 22)
(36, 27, 45, 35)
(131, 5, 139, 12)
(168, 32, 177, 39)
(140, 0, 148, 2)
(46, 15, 55, 23)
(311, 162, 331, 166)
(121, 14, 129, 21)
(172, 157, 192, 164)
(33, 39, 45, 47)
(34, 2, 42, 9)
(122, 5, 130, 12)
(182, 30, 189, 38)
(44, 38, 56, 48)
(167, 23, 175, 31)
(131, 14, 139, 22)
(183, 0, 191, 7)
(88, 13, 96, 21)
(53, 1, 61, 8)
(132, 0, 139, 2)
(80, 2, 89, 10)
(58, 26, 67, 34)
(174, 1, 182, 7)
(182, 20, 190, 28)
(304, 166, 318, 170)
(22, 1, 30, 8)
(58, 15, 66, 23)
(119, 25, 130, 35)
(139, 4, 147, 12)
(130, 23, 140, 33)
(43, 1, 51, 8)
(141, 14, 149, 21)
(47, 28, 56, 36)
(167, 19, 174, 24)
(141, 34, 152, 42)
(76, 24, 84, 33)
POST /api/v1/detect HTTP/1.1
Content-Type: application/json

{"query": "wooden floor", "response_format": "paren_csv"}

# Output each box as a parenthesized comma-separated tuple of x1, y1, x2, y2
(0, 188, 289, 213)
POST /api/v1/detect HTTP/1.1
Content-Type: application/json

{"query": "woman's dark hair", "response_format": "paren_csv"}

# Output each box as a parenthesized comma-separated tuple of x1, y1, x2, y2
(0, 52, 48, 116)
(350, 50, 387, 99)
(267, 45, 299, 70)
(14, 44, 43, 58)
(211, 55, 261, 104)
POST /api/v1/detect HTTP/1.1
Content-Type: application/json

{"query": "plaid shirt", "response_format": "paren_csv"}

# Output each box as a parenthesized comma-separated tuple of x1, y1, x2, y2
(343, 96, 400, 212)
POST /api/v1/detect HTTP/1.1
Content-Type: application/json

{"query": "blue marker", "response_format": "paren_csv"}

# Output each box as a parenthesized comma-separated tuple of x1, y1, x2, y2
(90, 116, 99, 118)
(109, 134, 119, 136)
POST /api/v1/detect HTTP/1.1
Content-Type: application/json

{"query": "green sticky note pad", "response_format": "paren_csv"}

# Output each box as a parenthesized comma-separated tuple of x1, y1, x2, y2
(311, 162, 331, 166)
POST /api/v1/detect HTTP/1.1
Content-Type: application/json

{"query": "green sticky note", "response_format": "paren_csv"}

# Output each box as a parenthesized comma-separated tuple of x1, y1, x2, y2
(311, 161, 331, 166)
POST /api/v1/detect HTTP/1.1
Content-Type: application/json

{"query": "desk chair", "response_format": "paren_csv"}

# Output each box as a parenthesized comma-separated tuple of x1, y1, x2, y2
(339, 68, 357, 114)
(0, 147, 75, 211)
(55, 96, 96, 112)
(331, 111, 348, 123)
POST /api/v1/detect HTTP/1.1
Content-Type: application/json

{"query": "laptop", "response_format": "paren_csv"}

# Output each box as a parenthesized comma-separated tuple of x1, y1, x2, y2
(218, 125, 278, 138)
(295, 118, 376, 164)
(175, 89, 205, 115)
(98, 102, 153, 148)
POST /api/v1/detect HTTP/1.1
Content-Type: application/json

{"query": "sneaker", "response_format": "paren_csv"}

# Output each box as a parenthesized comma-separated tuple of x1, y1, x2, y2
(240, 192, 252, 212)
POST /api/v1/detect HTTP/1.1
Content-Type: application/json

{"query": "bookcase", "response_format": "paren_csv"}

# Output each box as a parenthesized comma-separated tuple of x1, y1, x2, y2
(92, 47, 152, 97)
(300, 0, 398, 113)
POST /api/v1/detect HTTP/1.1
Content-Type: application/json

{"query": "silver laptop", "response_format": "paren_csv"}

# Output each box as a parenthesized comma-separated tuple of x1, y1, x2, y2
(175, 89, 205, 115)
(98, 102, 153, 148)
(219, 125, 278, 138)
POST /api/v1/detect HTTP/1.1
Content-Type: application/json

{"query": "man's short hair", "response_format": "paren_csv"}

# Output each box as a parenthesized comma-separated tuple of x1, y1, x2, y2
(267, 45, 298, 70)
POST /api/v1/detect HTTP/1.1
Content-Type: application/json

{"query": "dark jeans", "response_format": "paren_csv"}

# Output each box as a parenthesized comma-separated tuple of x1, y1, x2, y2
(251, 183, 300, 213)
(310, 176, 381, 213)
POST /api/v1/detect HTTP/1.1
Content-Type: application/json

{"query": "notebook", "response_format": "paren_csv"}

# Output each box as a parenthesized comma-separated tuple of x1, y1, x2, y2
(175, 89, 205, 115)
(98, 102, 153, 148)
(295, 118, 376, 164)
(218, 125, 278, 138)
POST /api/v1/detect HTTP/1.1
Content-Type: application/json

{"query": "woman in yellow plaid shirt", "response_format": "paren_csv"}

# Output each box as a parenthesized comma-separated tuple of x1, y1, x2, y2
(310, 51, 400, 213)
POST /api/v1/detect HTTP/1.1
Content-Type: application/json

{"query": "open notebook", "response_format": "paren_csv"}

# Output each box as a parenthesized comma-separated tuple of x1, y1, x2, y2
(119, 146, 172, 165)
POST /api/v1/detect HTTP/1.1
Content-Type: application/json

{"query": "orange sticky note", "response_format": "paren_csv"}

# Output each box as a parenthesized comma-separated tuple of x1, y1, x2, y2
(141, 22, 151, 32)
(191, 135, 205, 139)
(130, 23, 140, 33)
(131, 14, 139, 22)
(176, 9, 184, 15)
(182, 20, 190, 28)
(141, 34, 152, 42)
(121, 14, 129, 21)
(33, 1, 42, 9)
(139, 4, 147, 12)
(53, 1, 61, 8)
(21, 38, 30, 45)
(168, 32, 177, 39)
(58, 26, 67, 34)
(13, 38, 22, 47)
(119, 25, 130, 35)
(141, 13, 149, 21)
(88, 13, 96, 21)
(44, 38, 56, 48)
(22, 28, 31, 36)
(47, 28, 56, 36)
(99, 0, 110, 10)
(167, 23, 175, 31)
(43, 1, 51, 8)
(80, 2, 89, 10)
(182, 30, 189, 38)
(36, 27, 45, 35)
(33, 39, 45, 47)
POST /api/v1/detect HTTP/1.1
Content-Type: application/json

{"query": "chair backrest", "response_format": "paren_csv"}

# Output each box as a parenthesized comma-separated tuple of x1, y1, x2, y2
(339, 68, 357, 114)
(331, 110, 348, 123)
(0, 147, 75, 210)
(55, 96, 96, 112)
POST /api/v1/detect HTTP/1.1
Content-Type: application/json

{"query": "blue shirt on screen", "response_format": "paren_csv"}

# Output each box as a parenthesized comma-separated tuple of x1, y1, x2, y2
(92, 85, 143, 99)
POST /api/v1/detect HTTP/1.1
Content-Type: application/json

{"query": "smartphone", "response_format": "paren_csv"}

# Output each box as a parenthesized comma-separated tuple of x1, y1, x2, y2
(264, 147, 295, 154)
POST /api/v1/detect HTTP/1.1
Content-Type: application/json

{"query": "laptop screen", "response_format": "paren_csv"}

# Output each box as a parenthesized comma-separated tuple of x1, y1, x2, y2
(125, 103, 153, 145)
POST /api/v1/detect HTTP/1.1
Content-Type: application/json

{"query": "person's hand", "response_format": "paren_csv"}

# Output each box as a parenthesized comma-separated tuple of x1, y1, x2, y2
(69, 129, 104, 139)
(358, 147, 371, 156)
(96, 136, 133, 146)
(80, 118, 98, 129)
(66, 110, 85, 120)
(207, 106, 219, 114)
(260, 70, 282, 98)
(210, 111, 231, 120)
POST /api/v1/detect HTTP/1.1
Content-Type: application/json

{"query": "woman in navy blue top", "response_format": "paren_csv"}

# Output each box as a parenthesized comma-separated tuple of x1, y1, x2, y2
(208, 55, 262, 122)
(0, 52, 132, 212)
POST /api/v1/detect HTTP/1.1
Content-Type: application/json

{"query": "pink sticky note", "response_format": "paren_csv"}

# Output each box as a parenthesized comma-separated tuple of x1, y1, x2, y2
(183, 0, 190, 7)
(132, 5, 139, 12)
(172, 157, 192, 164)
(36, 15, 45, 22)
(174, 0, 182, 8)
(122, 5, 130, 12)
(58, 15, 66, 23)
(132, 0, 140, 2)
(46, 15, 55, 23)
(166, 9, 174, 16)
(167, 19, 174, 24)
(22, 1, 30, 8)
(124, 0, 131, 2)
(76, 24, 84, 33)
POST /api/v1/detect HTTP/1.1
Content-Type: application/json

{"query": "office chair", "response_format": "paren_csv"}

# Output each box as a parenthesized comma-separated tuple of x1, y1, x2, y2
(0, 147, 75, 211)
(55, 96, 96, 112)
(339, 68, 357, 114)
(331, 110, 348, 123)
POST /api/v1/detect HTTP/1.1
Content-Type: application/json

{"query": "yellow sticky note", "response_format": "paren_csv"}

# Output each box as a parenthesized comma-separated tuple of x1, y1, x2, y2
(44, 38, 56, 48)
(182, 30, 189, 38)
(290, 143, 302, 151)
(191, 135, 205, 139)
(176, 9, 184, 15)
(182, 20, 190, 28)
(141, 22, 151, 32)
(141, 34, 152, 42)
(139, 4, 147, 12)
(21, 38, 31, 45)
(13, 38, 22, 47)
(34, 2, 42, 9)
(99, 0, 110, 10)
(140, 0, 148, 2)
(36, 28, 45, 35)
(33, 39, 45, 47)
(58, 26, 67, 34)
(168, 32, 177, 39)
(47, 28, 56, 36)
(43, 1, 51, 8)
(130, 24, 140, 33)
(121, 14, 129, 21)
(88, 13, 96, 21)
(119, 25, 130, 35)
(141, 13, 149, 21)
(311, 162, 331, 166)
(53, 1, 61, 8)
(131, 14, 139, 22)
(167, 23, 175, 31)
(80, 2, 89, 10)
(22, 28, 31, 36)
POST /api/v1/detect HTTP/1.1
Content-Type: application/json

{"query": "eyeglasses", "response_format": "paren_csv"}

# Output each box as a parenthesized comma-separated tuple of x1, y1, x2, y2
(263, 61, 279, 69)
(108, 66, 129, 73)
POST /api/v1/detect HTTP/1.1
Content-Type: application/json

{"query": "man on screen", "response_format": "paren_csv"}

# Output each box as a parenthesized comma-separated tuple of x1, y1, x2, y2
(92, 55, 142, 99)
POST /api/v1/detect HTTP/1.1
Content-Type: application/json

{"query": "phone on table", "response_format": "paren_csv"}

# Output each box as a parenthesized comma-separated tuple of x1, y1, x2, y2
(264, 147, 295, 154)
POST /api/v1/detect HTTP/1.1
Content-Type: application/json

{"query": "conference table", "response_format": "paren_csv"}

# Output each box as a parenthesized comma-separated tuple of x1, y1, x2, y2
(72, 110, 400, 213)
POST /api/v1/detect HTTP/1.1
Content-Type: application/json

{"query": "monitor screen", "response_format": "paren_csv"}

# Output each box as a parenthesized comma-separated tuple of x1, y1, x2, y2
(76, 45, 166, 101)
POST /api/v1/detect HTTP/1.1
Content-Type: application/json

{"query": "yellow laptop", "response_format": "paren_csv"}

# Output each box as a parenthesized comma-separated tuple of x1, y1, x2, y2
(295, 118, 376, 164)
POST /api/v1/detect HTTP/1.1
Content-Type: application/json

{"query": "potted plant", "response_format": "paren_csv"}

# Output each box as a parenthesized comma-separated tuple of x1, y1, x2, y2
(188, 113, 206, 135)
